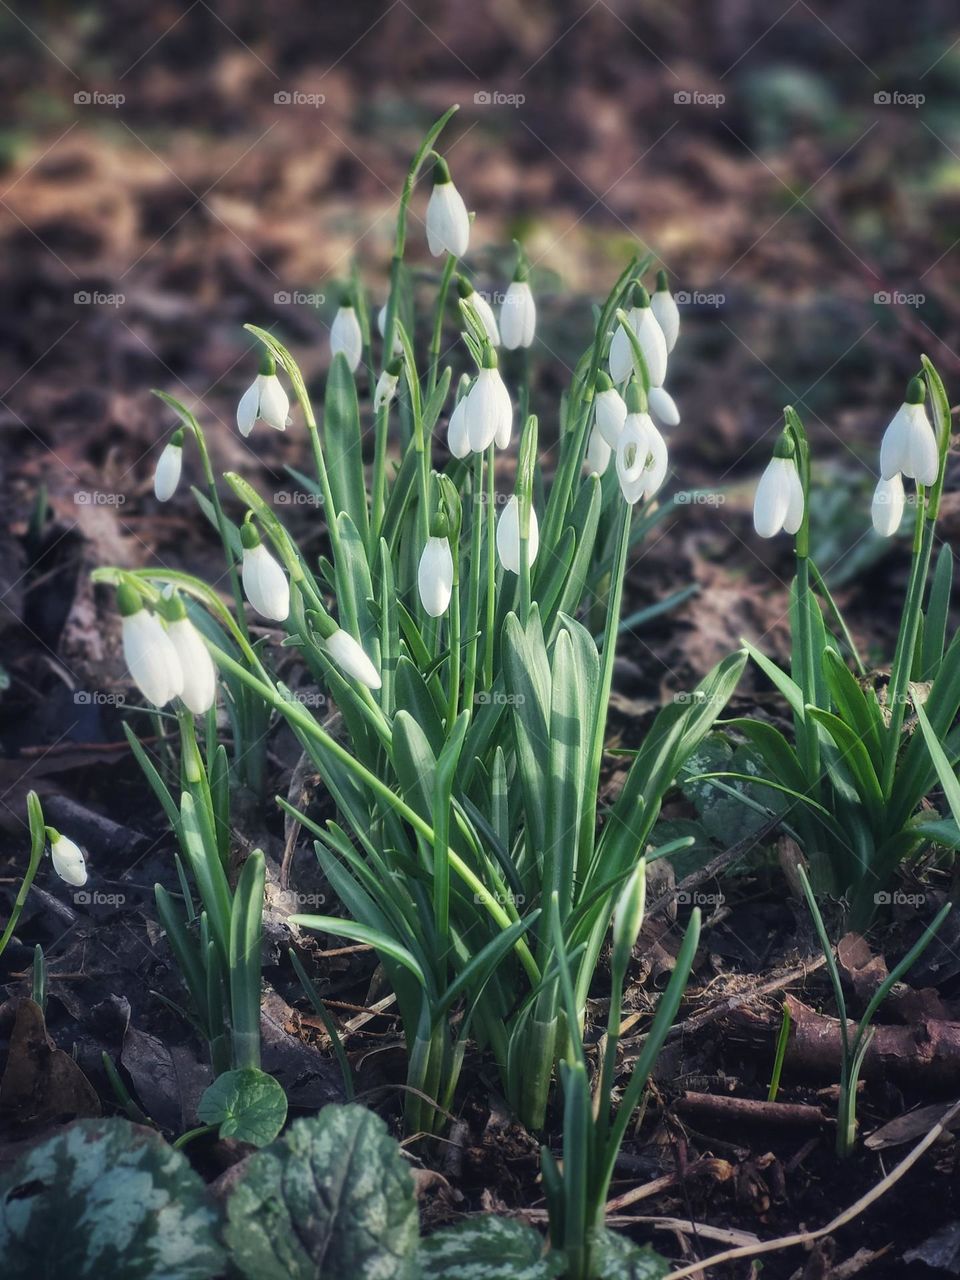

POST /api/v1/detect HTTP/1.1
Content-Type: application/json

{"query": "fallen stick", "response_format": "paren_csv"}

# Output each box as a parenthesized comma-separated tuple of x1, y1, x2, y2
(675, 1091, 830, 1129)
(662, 1098, 960, 1279)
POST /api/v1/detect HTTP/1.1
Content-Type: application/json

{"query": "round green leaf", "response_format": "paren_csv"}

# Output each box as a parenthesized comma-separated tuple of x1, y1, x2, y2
(0, 1118, 223, 1279)
(197, 1067, 287, 1146)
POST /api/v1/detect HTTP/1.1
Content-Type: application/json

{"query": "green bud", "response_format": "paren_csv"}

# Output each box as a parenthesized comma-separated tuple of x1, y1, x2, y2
(655, 268, 669, 293)
(482, 344, 498, 370)
(456, 275, 474, 299)
(612, 862, 646, 977)
(906, 375, 926, 406)
(432, 155, 452, 185)
(595, 371, 614, 394)
(772, 430, 796, 460)
(258, 350, 276, 378)
(631, 283, 651, 308)
(170, 428, 185, 449)
(117, 583, 143, 617)
(239, 521, 261, 550)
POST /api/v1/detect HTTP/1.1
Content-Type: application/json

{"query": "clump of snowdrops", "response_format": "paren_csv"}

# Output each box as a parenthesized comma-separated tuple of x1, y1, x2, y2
(93, 105, 744, 1146)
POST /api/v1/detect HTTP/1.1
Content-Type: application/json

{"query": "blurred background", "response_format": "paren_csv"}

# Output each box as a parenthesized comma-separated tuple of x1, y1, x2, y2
(2, 0, 960, 772)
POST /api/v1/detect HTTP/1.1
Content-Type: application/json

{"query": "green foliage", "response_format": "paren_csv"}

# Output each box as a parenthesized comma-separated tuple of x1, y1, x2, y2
(197, 1067, 287, 1146)
(420, 1217, 563, 1279)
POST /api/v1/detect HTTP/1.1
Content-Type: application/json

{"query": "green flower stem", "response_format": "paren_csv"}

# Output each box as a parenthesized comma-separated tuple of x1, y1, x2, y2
(462, 451, 484, 713)
(446, 575, 461, 727)
(427, 253, 458, 398)
(0, 792, 46, 961)
(370, 398, 391, 544)
(483, 444, 497, 688)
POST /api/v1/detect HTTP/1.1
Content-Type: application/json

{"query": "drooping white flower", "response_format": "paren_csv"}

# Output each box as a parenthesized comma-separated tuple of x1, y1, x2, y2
(47, 829, 87, 887)
(330, 299, 363, 372)
(240, 524, 290, 622)
(154, 430, 183, 503)
(165, 601, 217, 715)
(879, 379, 938, 486)
(616, 408, 652, 506)
(609, 286, 668, 388)
(457, 277, 500, 346)
(426, 157, 470, 258)
(325, 628, 382, 690)
(594, 374, 628, 448)
(872, 474, 905, 537)
(465, 350, 512, 452)
(418, 535, 454, 617)
(374, 359, 401, 412)
(651, 270, 680, 354)
(118, 585, 183, 708)
(753, 442, 805, 539)
(648, 385, 680, 428)
(585, 425, 612, 476)
(447, 389, 471, 458)
(496, 495, 539, 574)
(237, 354, 290, 437)
(500, 275, 536, 350)
(377, 303, 403, 356)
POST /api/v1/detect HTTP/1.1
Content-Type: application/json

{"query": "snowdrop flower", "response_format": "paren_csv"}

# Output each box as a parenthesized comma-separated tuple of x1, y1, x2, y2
(325, 628, 382, 690)
(118, 584, 183, 708)
(457, 276, 500, 346)
(447, 387, 471, 458)
(465, 347, 512, 452)
(500, 267, 536, 350)
(330, 295, 363, 372)
(46, 828, 87, 888)
(648, 385, 680, 428)
(616, 383, 668, 504)
(585, 425, 612, 476)
(377, 303, 403, 356)
(237, 353, 290, 438)
(153, 429, 183, 503)
(651, 270, 680, 354)
(496, 495, 539, 574)
(240, 523, 290, 622)
(163, 594, 217, 715)
(879, 377, 939, 487)
(594, 373, 628, 448)
(374, 358, 402, 412)
(753, 435, 804, 539)
(872, 474, 905, 537)
(426, 156, 470, 258)
(418, 533, 454, 617)
(609, 286, 668, 388)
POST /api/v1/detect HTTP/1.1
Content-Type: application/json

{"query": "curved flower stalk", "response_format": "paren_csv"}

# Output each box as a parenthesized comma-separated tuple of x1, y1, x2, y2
(330, 295, 363, 372)
(426, 155, 470, 258)
(236, 351, 290, 437)
(500, 264, 536, 350)
(0, 792, 47, 961)
(153, 429, 183, 502)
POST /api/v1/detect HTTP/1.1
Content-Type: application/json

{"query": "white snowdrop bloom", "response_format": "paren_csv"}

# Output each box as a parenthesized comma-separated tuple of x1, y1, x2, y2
(377, 304, 403, 355)
(330, 301, 363, 372)
(237, 355, 290, 437)
(447, 391, 471, 459)
(594, 375, 628, 448)
(118, 586, 183, 708)
(753, 446, 804, 539)
(418, 536, 454, 617)
(500, 276, 536, 350)
(166, 608, 217, 715)
(585, 425, 612, 476)
(426, 157, 470, 258)
(496, 495, 539, 574)
(465, 351, 512, 453)
(374, 360, 401, 412)
(648, 385, 680, 428)
(153, 430, 183, 503)
(879, 380, 938, 486)
(240, 525, 290, 622)
(609, 287, 668, 388)
(48, 830, 87, 888)
(325, 628, 382, 690)
(872, 474, 906, 538)
(616, 410, 652, 505)
(458, 277, 500, 346)
(651, 270, 680, 354)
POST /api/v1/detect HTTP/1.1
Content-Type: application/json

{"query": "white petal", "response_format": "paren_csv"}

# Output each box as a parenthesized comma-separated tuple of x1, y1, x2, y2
(880, 404, 910, 480)
(325, 629, 382, 689)
(242, 544, 290, 621)
(331, 307, 363, 372)
(51, 836, 87, 887)
(617, 413, 652, 483)
(641, 421, 669, 498)
(496, 496, 539, 574)
(237, 380, 260, 437)
(447, 395, 471, 458)
(648, 385, 680, 428)
(471, 292, 501, 346)
(418, 537, 454, 617)
(256, 375, 289, 432)
(783, 463, 805, 535)
(500, 281, 536, 350)
(426, 182, 470, 258)
(466, 368, 511, 452)
(595, 387, 627, 448)
(651, 290, 680, 353)
(585, 426, 612, 475)
(608, 322, 634, 384)
(904, 403, 939, 485)
(753, 457, 795, 538)
(374, 371, 399, 411)
(153, 443, 182, 502)
(377, 304, 402, 355)
(168, 617, 217, 714)
(872, 474, 905, 537)
(122, 610, 183, 707)
(637, 308, 668, 388)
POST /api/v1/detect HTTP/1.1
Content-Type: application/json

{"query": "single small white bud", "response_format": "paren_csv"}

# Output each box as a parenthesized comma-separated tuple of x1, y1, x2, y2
(496, 495, 539, 574)
(325, 628, 382, 690)
(500, 278, 536, 350)
(879, 379, 938, 486)
(153, 431, 183, 503)
(651, 271, 680, 353)
(426, 158, 470, 258)
(118, 585, 183, 708)
(237, 356, 290, 437)
(418, 536, 454, 617)
(167, 615, 217, 715)
(585, 425, 612, 476)
(753, 447, 804, 539)
(240, 527, 290, 622)
(330, 302, 363, 372)
(465, 354, 512, 453)
(48, 830, 87, 887)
